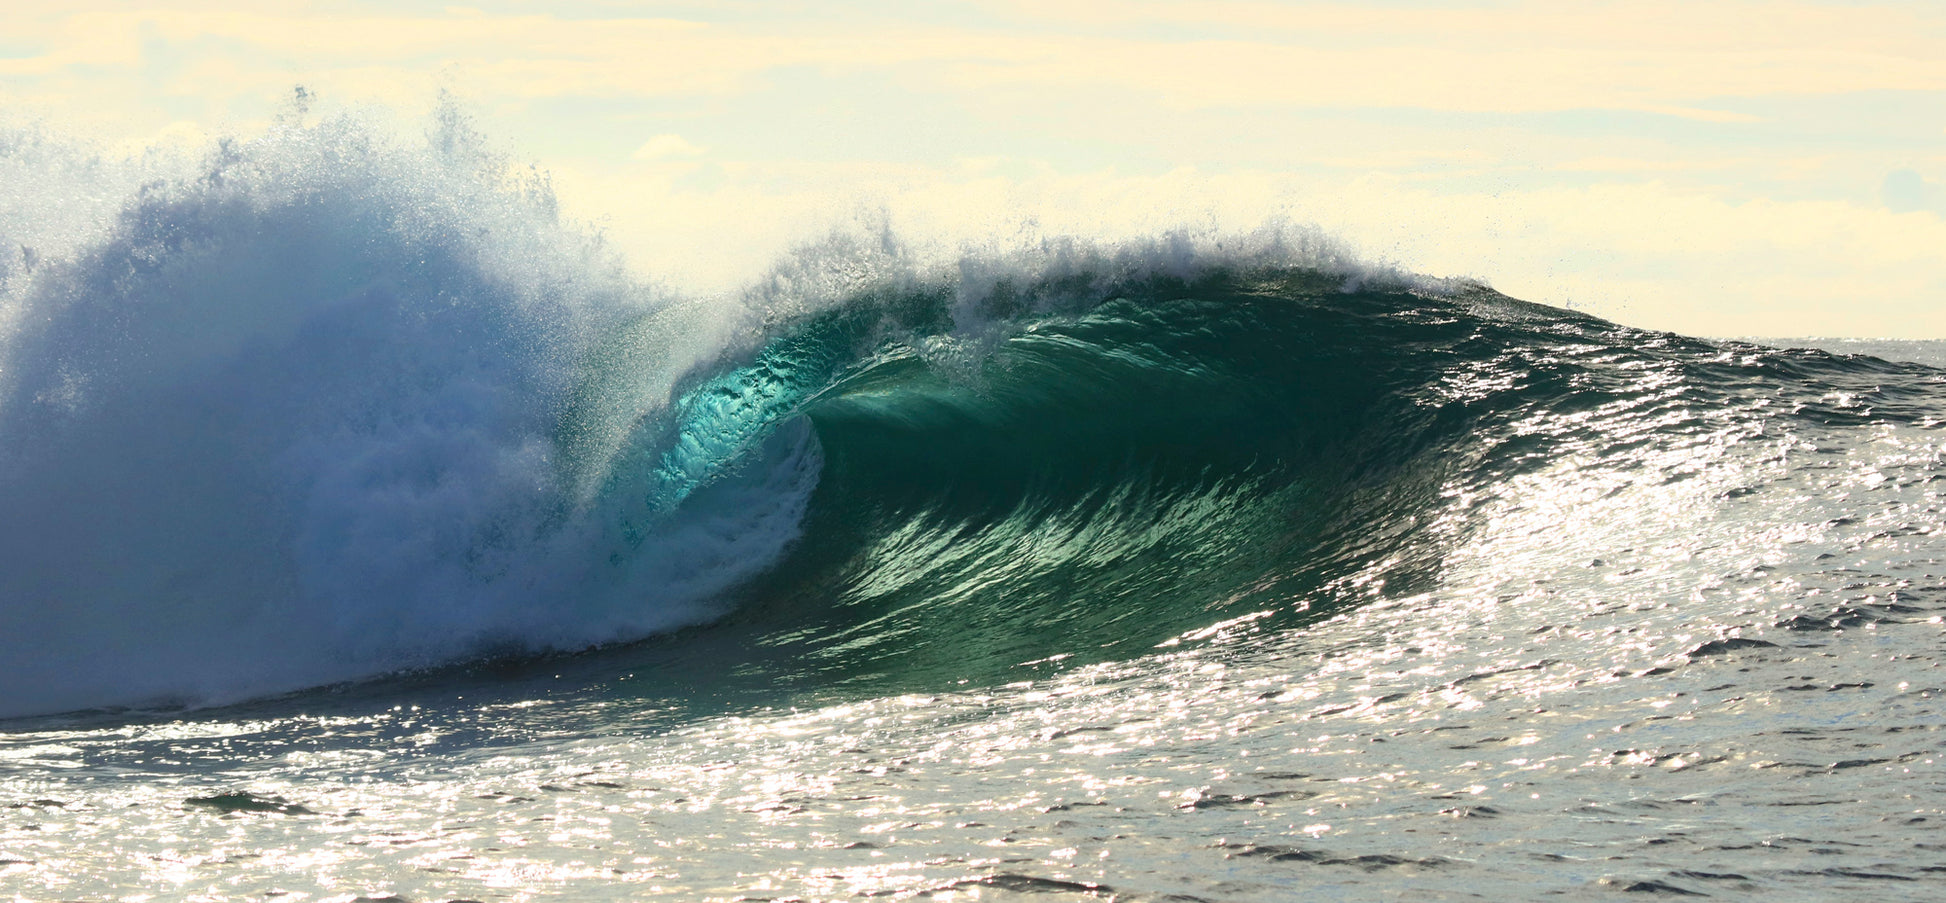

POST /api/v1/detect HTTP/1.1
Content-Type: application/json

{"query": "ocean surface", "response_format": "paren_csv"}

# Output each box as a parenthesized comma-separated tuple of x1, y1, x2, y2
(3, 115, 1945, 902)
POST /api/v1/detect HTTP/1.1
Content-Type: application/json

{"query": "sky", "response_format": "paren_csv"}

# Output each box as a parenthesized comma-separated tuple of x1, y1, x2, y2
(2, 0, 1943, 337)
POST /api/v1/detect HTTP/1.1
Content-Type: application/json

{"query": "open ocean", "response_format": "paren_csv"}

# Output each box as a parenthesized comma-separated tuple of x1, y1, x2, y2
(3, 116, 1945, 902)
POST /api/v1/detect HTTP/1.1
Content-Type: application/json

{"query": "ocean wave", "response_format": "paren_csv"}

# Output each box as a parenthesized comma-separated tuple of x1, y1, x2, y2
(1, 109, 1939, 719)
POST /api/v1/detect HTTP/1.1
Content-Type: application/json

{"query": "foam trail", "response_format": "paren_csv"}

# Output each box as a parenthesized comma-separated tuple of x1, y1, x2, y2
(0, 110, 814, 717)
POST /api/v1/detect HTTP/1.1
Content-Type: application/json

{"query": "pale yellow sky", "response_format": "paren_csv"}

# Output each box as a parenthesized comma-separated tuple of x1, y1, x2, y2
(3, 0, 1944, 336)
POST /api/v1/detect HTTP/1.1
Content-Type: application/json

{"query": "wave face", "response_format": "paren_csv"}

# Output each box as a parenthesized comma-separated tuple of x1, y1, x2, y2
(5, 113, 1941, 719)
(698, 268, 1944, 691)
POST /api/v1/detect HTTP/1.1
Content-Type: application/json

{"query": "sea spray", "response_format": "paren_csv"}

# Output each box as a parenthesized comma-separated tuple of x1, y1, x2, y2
(0, 108, 813, 717)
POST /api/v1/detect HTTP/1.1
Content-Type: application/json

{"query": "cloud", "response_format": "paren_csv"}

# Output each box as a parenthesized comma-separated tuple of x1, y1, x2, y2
(631, 134, 708, 161)
(1882, 168, 1945, 213)
(4, 2, 1943, 115)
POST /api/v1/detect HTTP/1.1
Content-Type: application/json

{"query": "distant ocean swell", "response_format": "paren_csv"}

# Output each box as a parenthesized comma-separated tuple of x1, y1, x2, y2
(0, 111, 1937, 719)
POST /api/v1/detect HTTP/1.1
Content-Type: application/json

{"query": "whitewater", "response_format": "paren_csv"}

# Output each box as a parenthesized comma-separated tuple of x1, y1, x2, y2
(3, 111, 1945, 901)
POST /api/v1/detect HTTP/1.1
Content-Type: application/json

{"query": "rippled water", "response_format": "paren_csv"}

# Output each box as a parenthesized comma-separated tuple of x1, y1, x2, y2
(5, 343, 1944, 902)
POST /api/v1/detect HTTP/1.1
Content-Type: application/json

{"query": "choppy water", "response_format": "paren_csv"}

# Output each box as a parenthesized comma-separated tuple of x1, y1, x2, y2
(3, 111, 1945, 902)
